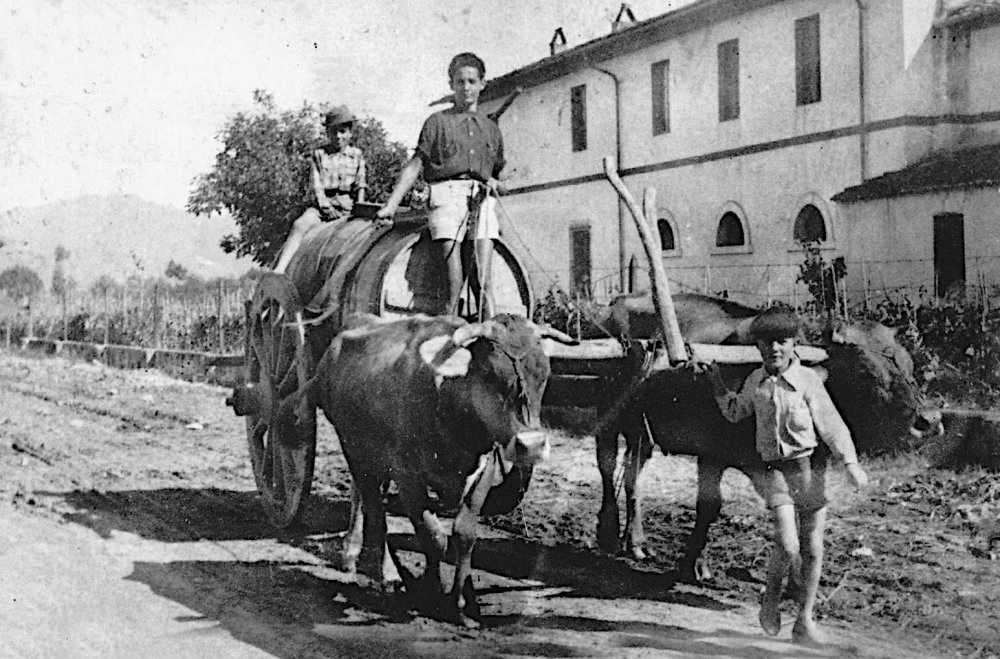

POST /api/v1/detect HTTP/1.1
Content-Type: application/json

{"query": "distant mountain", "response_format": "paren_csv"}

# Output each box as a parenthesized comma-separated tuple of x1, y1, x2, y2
(0, 195, 251, 287)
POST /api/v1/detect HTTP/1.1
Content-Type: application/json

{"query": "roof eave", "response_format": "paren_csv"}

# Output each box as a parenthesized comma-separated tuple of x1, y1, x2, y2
(481, 0, 784, 102)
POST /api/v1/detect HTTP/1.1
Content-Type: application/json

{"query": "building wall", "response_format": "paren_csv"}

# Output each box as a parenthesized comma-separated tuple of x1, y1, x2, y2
(840, 187, 1000, 300)
(484, 0, 998, 307)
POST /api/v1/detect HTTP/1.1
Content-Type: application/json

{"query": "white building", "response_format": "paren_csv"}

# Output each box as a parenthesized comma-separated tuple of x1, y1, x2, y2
(480, 0, 1000, 308)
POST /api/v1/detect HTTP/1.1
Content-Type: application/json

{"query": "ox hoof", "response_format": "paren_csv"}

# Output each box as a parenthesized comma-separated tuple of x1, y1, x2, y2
(675, 559, 712, 585)
(791, 620, 827, 646)
(596, 528, 621, 555)
(625, 543, 654, 561)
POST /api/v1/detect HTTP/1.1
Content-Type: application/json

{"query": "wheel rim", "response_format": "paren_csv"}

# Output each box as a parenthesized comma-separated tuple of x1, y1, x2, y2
(244, 275, 316, 528)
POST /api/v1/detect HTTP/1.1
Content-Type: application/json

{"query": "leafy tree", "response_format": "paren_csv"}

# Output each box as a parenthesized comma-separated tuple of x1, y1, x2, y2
(0, 265, 44, 302)
(188, 90, 410, 266)
(90, 275, 118, 296)
(165, 259, 191, 281)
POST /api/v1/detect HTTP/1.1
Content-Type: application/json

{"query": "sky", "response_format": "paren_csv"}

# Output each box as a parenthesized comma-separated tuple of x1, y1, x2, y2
(0, 0, 697, 213)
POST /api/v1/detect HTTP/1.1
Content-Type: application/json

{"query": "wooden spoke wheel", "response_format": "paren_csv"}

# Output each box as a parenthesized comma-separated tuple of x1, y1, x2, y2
(244, 273, 316, 528)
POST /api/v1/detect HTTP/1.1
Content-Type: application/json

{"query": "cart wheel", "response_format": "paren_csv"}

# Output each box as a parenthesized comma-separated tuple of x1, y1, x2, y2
(244, 273, 316, 528)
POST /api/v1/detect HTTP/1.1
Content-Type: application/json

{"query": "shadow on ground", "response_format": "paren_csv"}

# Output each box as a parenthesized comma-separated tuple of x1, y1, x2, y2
(47, 485, 764, 658)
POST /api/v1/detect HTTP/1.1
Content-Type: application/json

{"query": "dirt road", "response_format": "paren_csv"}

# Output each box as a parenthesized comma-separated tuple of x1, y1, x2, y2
(0, 352, 993, 658)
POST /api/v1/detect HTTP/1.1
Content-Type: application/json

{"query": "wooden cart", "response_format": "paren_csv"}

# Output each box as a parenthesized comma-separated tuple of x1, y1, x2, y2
(227, 209, 535, 527)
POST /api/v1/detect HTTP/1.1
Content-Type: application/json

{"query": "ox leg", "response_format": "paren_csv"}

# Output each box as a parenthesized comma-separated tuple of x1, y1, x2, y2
(396, 480, 448, 602)
(622, 421, 654, 560)
(449, 461, 496, 628)
(677, 461, 724, 584)
(352, 474, 389, 588)
(595, 422, 622, 554)
(341, 482, 364, 574)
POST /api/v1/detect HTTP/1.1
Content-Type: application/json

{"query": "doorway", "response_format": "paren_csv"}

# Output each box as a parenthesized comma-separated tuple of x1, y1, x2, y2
(933, 213, 965, 297)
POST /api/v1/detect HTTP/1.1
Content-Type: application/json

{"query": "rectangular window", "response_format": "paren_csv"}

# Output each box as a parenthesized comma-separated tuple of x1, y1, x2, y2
(569, 225, 592, 295)
(651, 59, 670, 135)
(571, 84, 587, 152)
(795, 14, 821, 105)
(717, 39, 740, 121)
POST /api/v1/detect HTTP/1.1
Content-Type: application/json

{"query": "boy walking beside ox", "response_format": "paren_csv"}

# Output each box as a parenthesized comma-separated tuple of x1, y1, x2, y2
(376, 52, 506, 318)
(704, 307, 868, 645)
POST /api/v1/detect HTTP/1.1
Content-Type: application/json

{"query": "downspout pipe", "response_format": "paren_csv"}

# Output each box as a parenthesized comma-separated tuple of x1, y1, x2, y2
(592, 65, 627, 292)
(854, 0, 868, 182)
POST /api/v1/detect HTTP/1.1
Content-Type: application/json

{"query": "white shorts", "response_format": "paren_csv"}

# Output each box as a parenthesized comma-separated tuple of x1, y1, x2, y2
(427, 180, 499, 242)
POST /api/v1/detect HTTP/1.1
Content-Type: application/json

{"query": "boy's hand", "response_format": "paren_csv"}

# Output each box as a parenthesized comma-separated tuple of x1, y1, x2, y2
(702, 362, 729, 397)
(846, 463, 869, 490)
(486, 178, 507, 195)
(374, 205, 395, 228)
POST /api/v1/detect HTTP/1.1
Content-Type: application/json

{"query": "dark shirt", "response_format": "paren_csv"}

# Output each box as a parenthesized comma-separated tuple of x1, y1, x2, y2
(415, 107, 505, 183)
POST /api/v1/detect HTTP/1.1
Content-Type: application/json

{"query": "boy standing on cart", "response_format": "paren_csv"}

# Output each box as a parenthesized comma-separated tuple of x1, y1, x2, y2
(376, 52, 506, 318)
(275, 106, 367, 273)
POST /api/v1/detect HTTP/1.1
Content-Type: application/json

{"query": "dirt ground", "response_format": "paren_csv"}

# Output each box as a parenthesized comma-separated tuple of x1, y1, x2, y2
(1, 351, 998, 659)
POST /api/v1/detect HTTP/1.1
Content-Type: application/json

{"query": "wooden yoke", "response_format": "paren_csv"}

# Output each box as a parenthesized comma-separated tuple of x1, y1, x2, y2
(603, 156, 688, 364)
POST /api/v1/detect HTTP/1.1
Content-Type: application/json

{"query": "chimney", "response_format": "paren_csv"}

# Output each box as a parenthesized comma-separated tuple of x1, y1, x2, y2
(549, 27, 567, 56)
(612, 3, 637, 33)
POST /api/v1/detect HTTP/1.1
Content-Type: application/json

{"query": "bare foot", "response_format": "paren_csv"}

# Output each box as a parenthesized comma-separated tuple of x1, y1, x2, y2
(758, 599, 781, 636)
(792, 619, 827, 645)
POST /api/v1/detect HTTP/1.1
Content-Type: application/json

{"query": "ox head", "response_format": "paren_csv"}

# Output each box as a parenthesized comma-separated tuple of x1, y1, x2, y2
(418, 314, 576, 467)
(821, 318, 942, 453)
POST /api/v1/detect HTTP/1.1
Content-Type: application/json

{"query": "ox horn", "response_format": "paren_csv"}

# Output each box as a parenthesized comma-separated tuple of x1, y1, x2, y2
(531, 322, 579, 345)
(451, 320, 499, 347)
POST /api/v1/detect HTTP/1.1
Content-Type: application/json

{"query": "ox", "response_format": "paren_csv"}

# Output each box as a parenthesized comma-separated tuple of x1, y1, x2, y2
(314, 313, 573, 625)
(592, 292, 943, 581)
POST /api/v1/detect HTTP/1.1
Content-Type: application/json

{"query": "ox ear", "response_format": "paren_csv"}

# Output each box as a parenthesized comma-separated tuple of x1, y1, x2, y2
(418, 334, 472, 382)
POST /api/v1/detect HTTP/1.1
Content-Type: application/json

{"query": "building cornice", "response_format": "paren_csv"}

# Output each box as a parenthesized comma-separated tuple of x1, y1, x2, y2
(480, 0, 785, 103)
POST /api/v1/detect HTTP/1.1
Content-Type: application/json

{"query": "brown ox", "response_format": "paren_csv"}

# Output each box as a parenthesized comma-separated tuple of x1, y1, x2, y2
(593, 292, 943, 581)
(315, 313, 573, 625)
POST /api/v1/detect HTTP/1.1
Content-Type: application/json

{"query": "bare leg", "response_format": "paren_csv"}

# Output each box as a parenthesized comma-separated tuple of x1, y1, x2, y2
(760, 504, 798, 636)
(792, 506, 828, 645)
(438, 239, 463, 315)
(471, 238, 494, 320)
(275, 208, 321, 273)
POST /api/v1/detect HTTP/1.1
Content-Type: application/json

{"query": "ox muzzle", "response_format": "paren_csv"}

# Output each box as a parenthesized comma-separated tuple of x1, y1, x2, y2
(910, 407, 944, 439)
(512, 429, 550, 466)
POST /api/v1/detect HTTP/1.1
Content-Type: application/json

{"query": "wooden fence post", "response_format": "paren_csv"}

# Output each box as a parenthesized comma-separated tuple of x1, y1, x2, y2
(217, 280, 225, 353)
(61, 293, 68, 340)
(103, 288, 110, 344)
(152, 283, 162, 348)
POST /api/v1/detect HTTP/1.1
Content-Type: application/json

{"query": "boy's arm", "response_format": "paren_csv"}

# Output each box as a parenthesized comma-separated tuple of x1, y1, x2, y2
(310, 154, 332, 212)
(804, 380, 859, 466)
(706, 364, 754, 423)
(355, 156, 367, 204)
(376, 156, 422, 219)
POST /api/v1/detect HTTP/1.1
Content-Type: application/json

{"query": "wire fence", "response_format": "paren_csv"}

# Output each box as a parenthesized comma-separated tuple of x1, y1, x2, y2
(525, 254, 1000, 312)
(5, 254, 1000, 355)
(1, 279, 256, 353)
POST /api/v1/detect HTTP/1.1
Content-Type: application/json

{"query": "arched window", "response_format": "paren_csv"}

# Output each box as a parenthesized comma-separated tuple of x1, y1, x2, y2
(657, 218, 675, 251)
(794, 204, 827, 243)
(716, 212, 745, 247)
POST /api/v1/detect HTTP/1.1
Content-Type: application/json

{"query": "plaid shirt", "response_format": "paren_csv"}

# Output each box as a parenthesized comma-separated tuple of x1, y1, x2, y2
(314, 145, 366, 194)
(715, 359, 859, 464)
